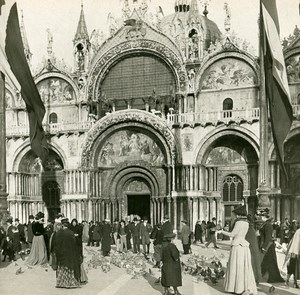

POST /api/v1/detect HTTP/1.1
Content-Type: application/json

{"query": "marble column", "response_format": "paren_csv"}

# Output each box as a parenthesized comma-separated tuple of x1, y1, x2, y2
(173, 197, 177, 231)
(100, 200, 105, 220)
(190, 165, 193, 191)
(153, 198, 157, 225)
(167, 197, 171, 218)
(192, 197, 198, 230)
(160, 197, 164, 220)
(88, 199, 93, 221)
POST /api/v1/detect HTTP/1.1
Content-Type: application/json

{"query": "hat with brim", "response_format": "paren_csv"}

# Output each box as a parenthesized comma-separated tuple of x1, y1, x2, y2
(232, 205, 247, 216)
(6, 218, 13, 223)
(61, 218, 69, 224)
(164, 233, 176, 239)
(105, 218, 110, 222)
(181, 220, 188, 224)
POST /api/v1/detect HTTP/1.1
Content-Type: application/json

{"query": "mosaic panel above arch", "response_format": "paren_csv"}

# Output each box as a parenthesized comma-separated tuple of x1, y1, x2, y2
(205, 146, 246, 165)
(200, 58, 257, 90)
(37, 77, 76, 104)
(97, 129, 166, 167)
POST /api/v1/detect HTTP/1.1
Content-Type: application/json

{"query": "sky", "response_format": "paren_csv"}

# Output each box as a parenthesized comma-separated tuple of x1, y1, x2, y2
(16, 0, 300, 69)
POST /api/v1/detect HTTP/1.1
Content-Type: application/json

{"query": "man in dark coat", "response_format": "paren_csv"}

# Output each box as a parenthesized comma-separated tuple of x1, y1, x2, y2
(194, 220, 203, 244)
(205, 217, 219, 249)
(6, 218, 21, 261)
(15, 219, 25, 244)
(87, 221, 95, 246)
(151, 223, 164, 268)
(139, 217, 152, 254)
(101, 218, 112, 256)
(161, 215, 173, 236)
(161, 233, 182, 295)
(27, 215, 34, 247)
(131, 218, 141, 254)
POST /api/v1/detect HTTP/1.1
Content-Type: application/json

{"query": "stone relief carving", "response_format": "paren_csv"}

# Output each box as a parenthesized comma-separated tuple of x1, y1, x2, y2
(81, 110, 177, 168)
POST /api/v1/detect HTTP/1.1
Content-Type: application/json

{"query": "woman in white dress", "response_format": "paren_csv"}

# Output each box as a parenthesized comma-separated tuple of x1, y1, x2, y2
(220, 205, 257, 295)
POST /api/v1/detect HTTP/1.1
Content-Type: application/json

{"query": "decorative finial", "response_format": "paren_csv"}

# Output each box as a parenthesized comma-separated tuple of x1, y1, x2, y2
(21, 9, 24, 20)
(81, 0, 83, 8)
(224, 2, 231, 33)
(199, 0, 211, 17)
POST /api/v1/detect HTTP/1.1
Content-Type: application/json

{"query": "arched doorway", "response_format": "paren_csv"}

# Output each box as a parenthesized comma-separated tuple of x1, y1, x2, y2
(42, 181, 61, 221)
(124, 179, 151, 219)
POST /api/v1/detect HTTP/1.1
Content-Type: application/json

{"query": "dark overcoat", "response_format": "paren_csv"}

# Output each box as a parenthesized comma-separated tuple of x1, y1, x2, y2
(260, 220, 284, 283)
(101, 223, 112, 252)
(194, 223, 202, 241)
(161, 242, 182, 287)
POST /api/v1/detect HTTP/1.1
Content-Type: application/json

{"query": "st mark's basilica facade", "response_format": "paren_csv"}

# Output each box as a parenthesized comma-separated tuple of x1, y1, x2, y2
(4, 0, 300, 230)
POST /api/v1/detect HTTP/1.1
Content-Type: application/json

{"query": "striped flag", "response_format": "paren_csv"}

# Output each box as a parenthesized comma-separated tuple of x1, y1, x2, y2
(0, 1, 48, 162)
(261, 0, 293, 179)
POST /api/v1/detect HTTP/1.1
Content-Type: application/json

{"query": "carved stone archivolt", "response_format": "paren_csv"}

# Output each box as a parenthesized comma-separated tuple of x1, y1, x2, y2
(80, 109, 179, 168)
(88, 39, 187, 100)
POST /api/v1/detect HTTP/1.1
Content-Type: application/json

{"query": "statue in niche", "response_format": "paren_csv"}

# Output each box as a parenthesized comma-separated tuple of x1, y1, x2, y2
(188, 30, 199, 60)
(5, 92, 13, 109)
(87, 96, 98, 120)
(107, 13, 118, 36)
(187, 69, 195, 93)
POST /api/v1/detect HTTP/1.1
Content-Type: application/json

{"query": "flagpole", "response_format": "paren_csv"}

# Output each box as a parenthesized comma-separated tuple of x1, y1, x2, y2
(257, 0, 271, 210)
(0, 71, 9, 223)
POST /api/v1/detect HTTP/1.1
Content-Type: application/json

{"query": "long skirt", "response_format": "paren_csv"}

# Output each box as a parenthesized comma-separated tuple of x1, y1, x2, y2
(26, 235, 48, 265)
(261, 243, 285, 283)
(56, 265, 81, 288)
(224, 244, 257, 295)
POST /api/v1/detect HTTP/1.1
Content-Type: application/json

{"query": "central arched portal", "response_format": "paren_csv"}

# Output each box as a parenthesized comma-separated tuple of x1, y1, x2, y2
(123, 178, 151, 219)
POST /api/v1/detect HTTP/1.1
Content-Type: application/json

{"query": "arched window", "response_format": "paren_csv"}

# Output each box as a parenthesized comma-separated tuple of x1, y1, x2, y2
(222, 175, 243, 202)
(223, 98, 233, 118)
(49, 112, 57, 124)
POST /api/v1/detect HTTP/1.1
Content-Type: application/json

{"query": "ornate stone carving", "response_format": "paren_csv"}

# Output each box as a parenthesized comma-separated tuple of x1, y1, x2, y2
(81, 110, 177, 168)
(88, 39, 187, 100)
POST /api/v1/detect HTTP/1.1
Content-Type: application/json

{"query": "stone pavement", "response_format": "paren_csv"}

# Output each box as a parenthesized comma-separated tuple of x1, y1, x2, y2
(0, 240, 299, 295)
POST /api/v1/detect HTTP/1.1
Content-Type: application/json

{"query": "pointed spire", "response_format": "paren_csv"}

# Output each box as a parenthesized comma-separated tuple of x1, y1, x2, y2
(74, 2, 89, 41)
(19, 10, 32, 63)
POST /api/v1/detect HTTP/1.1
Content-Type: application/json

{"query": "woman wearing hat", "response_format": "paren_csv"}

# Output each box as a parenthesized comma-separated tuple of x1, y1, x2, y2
(220, 205, 257, 295)
(259, 209, 284, 283)
(161, 233, 182, 295)
(54, 218, 81, 288)
(26, 212, 48, 266)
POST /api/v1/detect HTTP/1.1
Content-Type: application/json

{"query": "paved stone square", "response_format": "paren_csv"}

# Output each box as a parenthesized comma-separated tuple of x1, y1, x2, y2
(0, 240, 298, 295)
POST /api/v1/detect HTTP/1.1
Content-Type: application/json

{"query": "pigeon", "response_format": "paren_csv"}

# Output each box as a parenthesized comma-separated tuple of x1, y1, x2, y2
(14, 262, 18, 266)
(269, 286, 275, 293)
(16, 267, 24, 275)
(154, 277, 161, 284)
(217, 261, 223, 268)
(27, 266, 32, 269)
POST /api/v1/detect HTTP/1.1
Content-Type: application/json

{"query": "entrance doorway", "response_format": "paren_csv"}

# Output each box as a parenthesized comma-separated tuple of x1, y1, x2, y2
(127, 194, 150, 220)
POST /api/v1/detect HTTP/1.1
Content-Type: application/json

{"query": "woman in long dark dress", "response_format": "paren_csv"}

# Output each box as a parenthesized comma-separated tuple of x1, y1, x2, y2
(26, 212, 48, 265)
(161, 233, 182, 295)
(245, 214, 262, 284)
(259, 210, 284, 283)
(54, 218, 81, 289)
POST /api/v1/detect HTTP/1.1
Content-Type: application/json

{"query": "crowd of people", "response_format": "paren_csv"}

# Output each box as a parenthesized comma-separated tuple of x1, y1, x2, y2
(0, 208, 299, 294)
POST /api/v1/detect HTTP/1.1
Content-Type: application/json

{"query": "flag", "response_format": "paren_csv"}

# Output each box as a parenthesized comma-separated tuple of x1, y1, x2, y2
(261, 0, 293, 179)
(0, 1, 48, 162)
